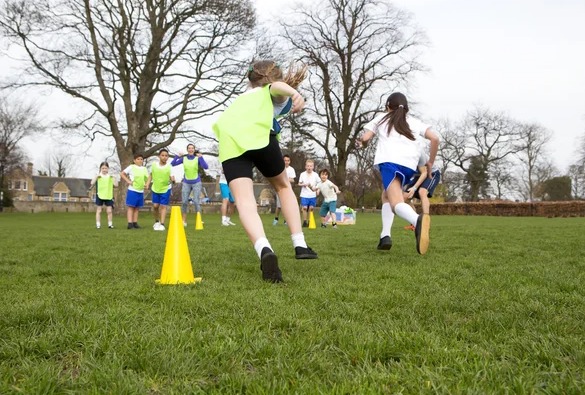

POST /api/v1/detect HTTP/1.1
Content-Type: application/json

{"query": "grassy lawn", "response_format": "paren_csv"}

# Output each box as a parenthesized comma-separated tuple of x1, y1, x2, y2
(0, 210, 584, 393)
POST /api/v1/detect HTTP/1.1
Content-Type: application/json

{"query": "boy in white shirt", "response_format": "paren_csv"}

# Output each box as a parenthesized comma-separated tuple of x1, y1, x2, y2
(314, 169, 341, 228)
(297, 159, 320, 227)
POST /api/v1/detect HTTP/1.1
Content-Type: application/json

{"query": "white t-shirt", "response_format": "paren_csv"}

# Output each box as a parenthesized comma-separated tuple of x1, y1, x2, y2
(285, 166, 296, 183)
(364, 114, 431, 170)
(123, 164, 148, 193)
(298, 171, 320, 198)
(315, 179, 338, 202)
(219, 171, 227, 185)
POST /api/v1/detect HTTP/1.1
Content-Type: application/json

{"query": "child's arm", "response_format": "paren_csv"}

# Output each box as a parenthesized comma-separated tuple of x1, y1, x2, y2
(405, 166, 428, 199)
(269, 82, 304, 113)
(356, 130, 374, 148)
(90, 174, 98, 187)
(332, 182, 341, 194)
(120, 170, 133, 186)
(145, 173, 152, 191)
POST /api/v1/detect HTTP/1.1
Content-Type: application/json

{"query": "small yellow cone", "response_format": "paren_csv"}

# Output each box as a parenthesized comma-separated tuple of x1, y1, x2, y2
(308, 211, 316, 229)
(195, 212, 204, 230)
(156, 206, 202, 285)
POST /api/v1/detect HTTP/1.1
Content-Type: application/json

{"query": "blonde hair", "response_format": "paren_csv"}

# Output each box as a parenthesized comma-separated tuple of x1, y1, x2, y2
(305, 159, 314, 165)
(248, 60, 307, 89)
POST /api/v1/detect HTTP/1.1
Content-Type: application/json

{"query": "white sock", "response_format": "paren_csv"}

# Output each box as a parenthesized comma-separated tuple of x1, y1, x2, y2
(222, 216, 227, 222)
(254, 237, 272, 258)
(96, 222, 100, 227)
(108, 221, 112, 226)
(227, 217, 231, 222)
(395, 202, 419, 226)
(291, 232, 307, 248)
(380, 203, 394, 238)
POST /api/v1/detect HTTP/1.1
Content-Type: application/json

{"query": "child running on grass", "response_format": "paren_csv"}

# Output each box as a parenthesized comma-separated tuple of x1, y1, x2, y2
(120, 153, 149, 229)
(357, 92, 439, 254)
(212, 60, 318, 283)
(90, 161, 118, 229)
(314, 169, 341, 228)
(146, 148, 174, 231)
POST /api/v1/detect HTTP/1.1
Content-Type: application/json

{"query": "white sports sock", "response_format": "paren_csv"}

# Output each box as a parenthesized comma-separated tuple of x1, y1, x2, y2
(222, 216, 227, 222)
(395, 202, 419, 226)
(96, 222, 101, 227)
(254, 237, 272, 258)
(380, 203, 394, 238)
(108, 221, 112, 226)
(291, 232, 307, 248)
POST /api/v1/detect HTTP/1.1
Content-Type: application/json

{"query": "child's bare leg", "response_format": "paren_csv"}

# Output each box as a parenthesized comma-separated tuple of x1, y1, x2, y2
(96, 206, 102, 224)
(268, 172, 302, 235)
(126, 207, 133, 223)
(229, 178, 265, 243)
(106, 206, 113, 224)
(420, 188, 430, 214)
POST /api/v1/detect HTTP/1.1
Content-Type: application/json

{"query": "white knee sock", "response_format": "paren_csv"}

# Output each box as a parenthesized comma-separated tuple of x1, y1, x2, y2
(380, 203, 394, 238)
(291, 233, 307, 248)
(254, 237, 272, 258)
(394, 202, 419, 226)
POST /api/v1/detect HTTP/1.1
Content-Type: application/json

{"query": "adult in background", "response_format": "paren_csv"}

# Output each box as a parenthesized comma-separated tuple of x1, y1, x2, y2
(171, 143, 209, 227)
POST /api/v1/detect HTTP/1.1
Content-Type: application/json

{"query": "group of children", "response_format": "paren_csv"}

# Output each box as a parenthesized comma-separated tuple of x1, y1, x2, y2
(93, 59, 440, 284)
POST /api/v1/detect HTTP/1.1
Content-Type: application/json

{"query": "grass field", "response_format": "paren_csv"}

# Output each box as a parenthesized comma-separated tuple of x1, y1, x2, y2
(0, 210, 584, 394)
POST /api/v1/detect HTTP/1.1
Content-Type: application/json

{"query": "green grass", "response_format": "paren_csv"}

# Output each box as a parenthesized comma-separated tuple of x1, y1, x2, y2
(0, 211, 584, 394)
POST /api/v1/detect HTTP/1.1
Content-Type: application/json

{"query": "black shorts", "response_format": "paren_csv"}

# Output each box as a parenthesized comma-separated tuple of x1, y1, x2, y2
(222, 135, 285, 184)
(96, 196, 114, 207)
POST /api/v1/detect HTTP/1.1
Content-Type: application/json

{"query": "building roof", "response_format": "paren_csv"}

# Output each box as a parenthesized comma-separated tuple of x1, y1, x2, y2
(32, 176, 92, 197)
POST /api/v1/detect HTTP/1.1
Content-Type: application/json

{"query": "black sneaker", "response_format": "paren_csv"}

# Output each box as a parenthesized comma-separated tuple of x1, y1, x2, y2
(260, 247, 283, 283)
(108, 225, 114, 229)
(332, 223, 337, 229)
(377, 236, 392, 250)
(320, 223, 327, 228)
(302, 220, 308, 228)
(295, 246, 318, 259)
(415, 214, 430, 255)
(133, 222, 141, 229)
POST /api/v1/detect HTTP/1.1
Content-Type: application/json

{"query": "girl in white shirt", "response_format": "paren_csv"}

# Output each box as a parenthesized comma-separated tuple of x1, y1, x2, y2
(357, 92, 439, 255)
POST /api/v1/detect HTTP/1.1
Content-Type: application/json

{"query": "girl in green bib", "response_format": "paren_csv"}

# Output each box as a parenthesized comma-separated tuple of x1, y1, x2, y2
(212, 60, 318, 284)
(90, 161, 118, 229)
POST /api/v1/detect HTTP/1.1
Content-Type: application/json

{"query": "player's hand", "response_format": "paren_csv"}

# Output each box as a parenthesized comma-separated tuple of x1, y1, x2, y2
(355, 139, 364, 149)
(291, 92, 305, 113)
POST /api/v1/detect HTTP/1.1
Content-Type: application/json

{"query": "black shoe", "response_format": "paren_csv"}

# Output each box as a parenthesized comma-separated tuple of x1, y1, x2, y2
(260, 247, 283, 283)
(127, 223, 133, 229)
(295, 246, 318, 259)
(302, 221, 308, 228)
(320, 223, 327, 228)
(415, 214, 430, 255)
(133, 222, 140, 229)
(377, 236, 392, 250)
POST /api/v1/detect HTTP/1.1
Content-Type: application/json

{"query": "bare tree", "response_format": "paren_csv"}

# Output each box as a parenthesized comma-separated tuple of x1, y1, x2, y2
(440, 107, 523, 201)
(568, 132, 585, 199)
(0, 0, 255, 169)
(514, 123, 552, 201)
(279, 0, 426, 185)
(0, 97, 43, 187)
(38, 150, 74, 177)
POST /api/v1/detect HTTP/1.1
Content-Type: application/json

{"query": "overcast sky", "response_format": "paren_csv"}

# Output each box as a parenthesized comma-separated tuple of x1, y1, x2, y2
(257, 0, 585, 170)
(4, 0, 585, 176)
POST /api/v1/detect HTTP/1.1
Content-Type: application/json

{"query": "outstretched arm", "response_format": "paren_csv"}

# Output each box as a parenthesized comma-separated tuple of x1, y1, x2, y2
(269, 81, 304, 113)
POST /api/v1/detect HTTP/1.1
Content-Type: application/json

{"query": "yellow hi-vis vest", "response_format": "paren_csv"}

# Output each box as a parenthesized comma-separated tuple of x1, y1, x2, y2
(212, 85, 274, 163)
(151, 163, 172, 193)
(97, 175, 114, 200)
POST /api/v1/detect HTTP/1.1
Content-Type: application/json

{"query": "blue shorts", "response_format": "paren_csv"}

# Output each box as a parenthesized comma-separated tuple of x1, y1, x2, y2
(126, 190, 144, 208)
(220, 183, 234, 203)
(152, 189, 171, 205)
(95, 196, 114, 207)
(378, 163, 416, 190)
(419, 170, 441, 198)
(300, 197, 317, 208)
(319, 201, 337, 217)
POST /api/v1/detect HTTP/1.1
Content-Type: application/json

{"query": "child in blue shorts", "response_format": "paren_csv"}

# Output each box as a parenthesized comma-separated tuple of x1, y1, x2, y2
(314, 169, 341, 228)
(146, 149, 174, 231)
(120, 153, 149, 229)
(298, 159, 320, 227)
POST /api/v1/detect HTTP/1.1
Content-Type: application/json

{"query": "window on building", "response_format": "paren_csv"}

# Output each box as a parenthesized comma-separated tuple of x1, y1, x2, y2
(28, 194, 33, 201)
(7, 180, 12, 190)
(14, 180, 21, 190)
(53, 192, 60, 201)
(60, 192, 68, 202)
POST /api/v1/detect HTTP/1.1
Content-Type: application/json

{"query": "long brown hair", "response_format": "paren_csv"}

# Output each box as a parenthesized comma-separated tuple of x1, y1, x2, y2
(247, 60, 307, 90)
(379, 92, 415, 140)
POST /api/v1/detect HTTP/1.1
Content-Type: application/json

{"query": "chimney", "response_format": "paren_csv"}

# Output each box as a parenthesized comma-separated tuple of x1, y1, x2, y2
(27, 162, 33, 175)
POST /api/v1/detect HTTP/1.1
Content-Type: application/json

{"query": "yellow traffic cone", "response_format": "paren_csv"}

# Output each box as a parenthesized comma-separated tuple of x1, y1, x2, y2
(308, 211, 316, 229)
(156, 206, 202, 285)
(195, 212, 204, 230)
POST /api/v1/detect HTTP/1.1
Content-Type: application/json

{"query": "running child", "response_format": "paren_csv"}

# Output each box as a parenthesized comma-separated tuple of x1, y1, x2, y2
(212, 60, 318, 283)
(120, 153, 149, 229)
(273, 154, 296, 225)
(314, 168, 341, 228)
(146, 148, 174, 231)
(219, 169, 236, 226)
(357, 92, 439, 254)
(90, 161, 118, 229)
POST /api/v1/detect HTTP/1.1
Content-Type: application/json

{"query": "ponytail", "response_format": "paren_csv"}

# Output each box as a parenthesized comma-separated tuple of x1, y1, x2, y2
(379, 93, 415, 141)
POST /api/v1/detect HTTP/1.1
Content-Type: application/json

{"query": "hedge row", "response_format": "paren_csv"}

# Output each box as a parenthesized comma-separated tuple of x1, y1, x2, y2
(428, 201, 585, 217)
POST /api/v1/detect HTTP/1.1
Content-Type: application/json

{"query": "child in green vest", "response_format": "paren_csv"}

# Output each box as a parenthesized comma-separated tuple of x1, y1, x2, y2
(120, 153, 149, 229)
(90, 161, 118, 229)
(212, 60, 318, 284)
(146, 149, 175, 231)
